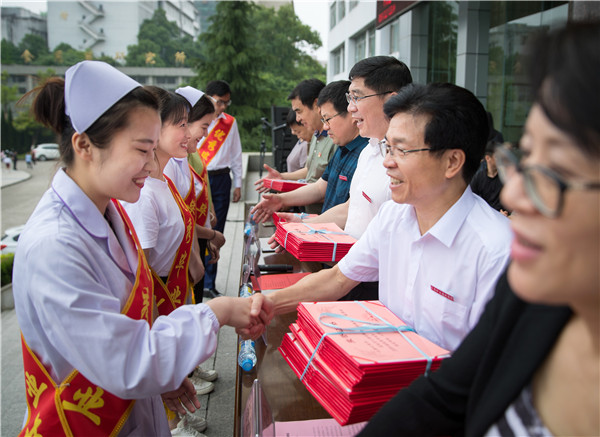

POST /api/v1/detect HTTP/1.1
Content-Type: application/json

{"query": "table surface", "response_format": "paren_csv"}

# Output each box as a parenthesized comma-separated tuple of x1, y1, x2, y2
(233, 219, 330, 437)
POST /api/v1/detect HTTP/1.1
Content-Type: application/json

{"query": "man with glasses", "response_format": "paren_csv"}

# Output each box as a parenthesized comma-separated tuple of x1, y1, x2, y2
(257, 79, 337, 213)
(199, 80, 243, 299)
(264, 83, 511, 351)
(251, 80, 368, 220)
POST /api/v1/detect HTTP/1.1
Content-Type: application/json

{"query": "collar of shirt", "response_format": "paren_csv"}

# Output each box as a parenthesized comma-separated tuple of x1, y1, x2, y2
(341, 135, 368, 154)
(51, 168, 132, 273)
(314, 130, 329, 138)
(425, 186, 476, 248)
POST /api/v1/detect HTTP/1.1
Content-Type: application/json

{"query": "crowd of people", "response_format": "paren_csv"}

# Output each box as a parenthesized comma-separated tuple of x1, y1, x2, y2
(11, 21, 598, 437)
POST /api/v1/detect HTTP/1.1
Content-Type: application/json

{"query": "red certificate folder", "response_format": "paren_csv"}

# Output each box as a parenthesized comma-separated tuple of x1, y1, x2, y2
(279, 300, 449, 425)
(274, 222, 356, 262)
(262, 178, 307, 192)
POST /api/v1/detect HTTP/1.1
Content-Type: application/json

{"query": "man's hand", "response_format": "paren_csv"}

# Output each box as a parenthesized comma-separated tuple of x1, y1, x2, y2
(250, 193, 284, 223)
(232, 187, 241, 203)
(161, 378, 201, 415)
(254, 164, 283, 193)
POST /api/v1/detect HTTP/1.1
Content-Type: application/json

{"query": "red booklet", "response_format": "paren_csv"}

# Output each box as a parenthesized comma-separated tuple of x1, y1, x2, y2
(272, 212, 318, 226)
(250, 272, 311, 292)
(262, 178, 307, 192)
(274, 222, 356, 262)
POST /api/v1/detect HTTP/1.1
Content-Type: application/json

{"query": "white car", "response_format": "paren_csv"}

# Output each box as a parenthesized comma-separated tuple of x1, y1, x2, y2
(1, 225, 25, 255)
(32, 143, 60, 161)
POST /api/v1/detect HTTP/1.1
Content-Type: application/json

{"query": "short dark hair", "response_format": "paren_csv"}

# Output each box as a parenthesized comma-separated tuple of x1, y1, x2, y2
(286, 108, 300, 127)
(287, 78, 325, 108)
(205, 80, 231, 97)
(317, 80, 350, 114)
(349, 56, 413, 94)
(527, 21, 600, 158)
(384, 83, 488, 184)
(145, 86, 190, 126)
(189, 95, 215, 123)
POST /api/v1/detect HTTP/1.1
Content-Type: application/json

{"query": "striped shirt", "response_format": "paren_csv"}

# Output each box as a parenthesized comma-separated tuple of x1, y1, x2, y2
(484, 384, 553, 437)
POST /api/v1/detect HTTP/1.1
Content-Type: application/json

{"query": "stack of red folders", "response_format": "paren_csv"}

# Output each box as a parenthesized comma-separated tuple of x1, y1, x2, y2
(262, 178, 307, 192)
(279, 300, 450, 425)
(274, 222, 356, 262)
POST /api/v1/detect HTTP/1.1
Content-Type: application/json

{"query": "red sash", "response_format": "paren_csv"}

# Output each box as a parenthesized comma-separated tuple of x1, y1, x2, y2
(19, 199, 154, 437)
(198, 113, 234, 165)
(188, 163, 209, 226)
(153, 175, 195, 316)
(183, 168, 197, 222)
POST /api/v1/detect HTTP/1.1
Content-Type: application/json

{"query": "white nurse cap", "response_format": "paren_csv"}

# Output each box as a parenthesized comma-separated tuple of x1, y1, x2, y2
(176, 86, 205, 107)
(65, 61, 141, 133)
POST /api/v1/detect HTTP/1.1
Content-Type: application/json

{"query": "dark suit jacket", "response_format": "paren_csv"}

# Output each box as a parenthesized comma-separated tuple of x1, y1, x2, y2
(359, 270, 572, 437)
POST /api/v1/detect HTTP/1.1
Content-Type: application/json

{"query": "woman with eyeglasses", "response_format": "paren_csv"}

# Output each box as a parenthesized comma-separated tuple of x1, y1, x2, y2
(359, 21, 599, 437)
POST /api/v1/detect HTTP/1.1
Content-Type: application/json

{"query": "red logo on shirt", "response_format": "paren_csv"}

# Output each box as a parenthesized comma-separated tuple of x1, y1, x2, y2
(431, 285, 454, 302)
(339, 175, 348, 181)
(362, 191, 372, 203)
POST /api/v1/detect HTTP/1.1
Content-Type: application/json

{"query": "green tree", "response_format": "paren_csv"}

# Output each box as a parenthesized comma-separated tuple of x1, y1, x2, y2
(193, 2, 325, 151)
(193, 1, 264, 150)
(126, 8, 200, 67)
(1, 39, 20, 64)
(18, 34, 49, 64)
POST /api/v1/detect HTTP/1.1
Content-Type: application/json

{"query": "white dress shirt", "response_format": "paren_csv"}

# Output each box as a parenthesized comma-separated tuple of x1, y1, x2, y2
(121, 177, 184, 276)
(13, 169, 220, 436)
(344, 137, 391, 238)
(199, 113, 243, 188)
(338, 187, 512, 351)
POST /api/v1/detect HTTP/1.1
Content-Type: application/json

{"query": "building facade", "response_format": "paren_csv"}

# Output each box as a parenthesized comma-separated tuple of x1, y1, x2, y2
(46, 1, 198, 60)
(1, 7, 47, 46)
(327, 0, 598, 143)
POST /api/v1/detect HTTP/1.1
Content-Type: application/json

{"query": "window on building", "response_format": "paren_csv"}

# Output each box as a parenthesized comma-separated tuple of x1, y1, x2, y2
(350, 0, 359, 11)
(156, 76, 177, 85)
(332, 45, 345, 76)
(338, 0, 346, 20)
(330, 2, 337, 29)
(427, 1, 458, 84)
(487, 1, 568, 143)
(353, 27, 375, 64)
(130, 76, 148, 84)
(390, 19, 400, 53)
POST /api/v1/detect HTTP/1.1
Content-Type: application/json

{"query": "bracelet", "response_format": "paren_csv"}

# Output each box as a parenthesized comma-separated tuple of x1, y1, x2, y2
(210, 229, 216, 240)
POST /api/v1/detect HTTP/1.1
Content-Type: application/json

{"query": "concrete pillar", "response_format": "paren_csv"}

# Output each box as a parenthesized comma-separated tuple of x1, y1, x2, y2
(456, 1, 490, 105)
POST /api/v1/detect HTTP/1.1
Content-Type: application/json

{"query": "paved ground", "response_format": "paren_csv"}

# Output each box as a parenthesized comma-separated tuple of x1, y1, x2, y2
(1, 154, 268, 436)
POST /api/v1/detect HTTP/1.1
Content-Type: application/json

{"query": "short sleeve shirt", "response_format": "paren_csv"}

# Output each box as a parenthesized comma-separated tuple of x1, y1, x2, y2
(305, 132, 337, 183)
(338, 187, 512, 351)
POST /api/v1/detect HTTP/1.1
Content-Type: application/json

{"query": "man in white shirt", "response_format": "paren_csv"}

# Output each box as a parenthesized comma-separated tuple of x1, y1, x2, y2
(265, 83, 512, 351)
(200, 80, 243, 297)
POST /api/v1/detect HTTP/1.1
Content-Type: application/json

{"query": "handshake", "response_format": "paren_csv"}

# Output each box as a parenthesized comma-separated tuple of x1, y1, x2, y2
(205, 293, 274, 340)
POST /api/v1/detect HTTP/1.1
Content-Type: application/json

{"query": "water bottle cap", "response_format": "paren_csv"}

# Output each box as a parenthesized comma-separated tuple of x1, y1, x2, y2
(241, 359, 253, 372)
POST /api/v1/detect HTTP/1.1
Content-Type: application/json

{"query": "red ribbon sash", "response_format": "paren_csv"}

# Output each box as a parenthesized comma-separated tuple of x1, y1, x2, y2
(198, 113, 234, 166)
(153, 176, 195, 316)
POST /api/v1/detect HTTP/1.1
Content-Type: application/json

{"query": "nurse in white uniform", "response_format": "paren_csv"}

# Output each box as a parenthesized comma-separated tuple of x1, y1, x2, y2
(13, 61, 269, 437)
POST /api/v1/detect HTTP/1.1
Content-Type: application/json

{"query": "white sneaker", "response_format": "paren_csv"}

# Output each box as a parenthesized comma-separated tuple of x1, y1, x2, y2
(179, 412, 208, 432)
(193, 365, 218, 382)
(171, 422, 206, 437)
(190, 375, 214, 395)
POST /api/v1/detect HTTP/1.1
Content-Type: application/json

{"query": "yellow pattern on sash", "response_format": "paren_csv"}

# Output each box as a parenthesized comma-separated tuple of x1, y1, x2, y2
(25, 372, 47, 409)
(61, 387, 105, 426)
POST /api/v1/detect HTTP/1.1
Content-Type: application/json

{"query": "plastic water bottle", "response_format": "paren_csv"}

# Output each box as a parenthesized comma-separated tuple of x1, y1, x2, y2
(238, 283, 257, 371)
(238, 339, 257, 371)
(243, 213, 258, 238)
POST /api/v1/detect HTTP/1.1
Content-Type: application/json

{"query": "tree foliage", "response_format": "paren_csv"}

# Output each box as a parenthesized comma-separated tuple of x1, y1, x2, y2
(192, 2, 325, 151)
(126, 9, 200, 67)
